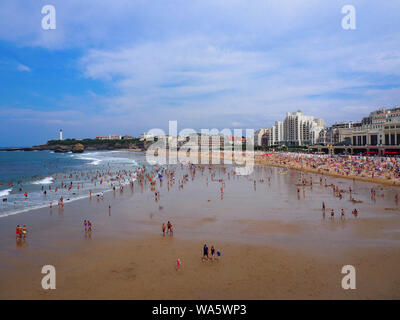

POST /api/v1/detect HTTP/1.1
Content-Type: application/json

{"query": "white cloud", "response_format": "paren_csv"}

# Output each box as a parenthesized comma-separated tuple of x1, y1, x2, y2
(17, 64, 31, 72)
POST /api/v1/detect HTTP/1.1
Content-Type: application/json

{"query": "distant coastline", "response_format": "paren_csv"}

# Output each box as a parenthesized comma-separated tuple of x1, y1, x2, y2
(0, 138, 147, 153)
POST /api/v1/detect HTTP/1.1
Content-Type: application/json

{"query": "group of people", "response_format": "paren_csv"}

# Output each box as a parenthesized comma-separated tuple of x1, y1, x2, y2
(176, 243, 222, 271)
(15, 225, 27, 239)
(83, 220, 93, 233)
(256, 152, 400, 184)
(203, 244, 220, 262)
(162, 221, 173, 236)
(322, 202, 359, 219)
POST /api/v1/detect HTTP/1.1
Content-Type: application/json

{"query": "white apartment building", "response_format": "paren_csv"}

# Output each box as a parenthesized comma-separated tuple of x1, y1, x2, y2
(269, 121, 283, 146)
(283, 110, 325, 146)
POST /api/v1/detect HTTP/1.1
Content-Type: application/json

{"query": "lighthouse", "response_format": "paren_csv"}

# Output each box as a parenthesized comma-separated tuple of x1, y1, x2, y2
(59, 129, 63, 141)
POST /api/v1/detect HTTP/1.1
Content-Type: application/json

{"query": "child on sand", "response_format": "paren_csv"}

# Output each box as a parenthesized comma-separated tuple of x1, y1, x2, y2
(22, 225, 27, 239)
(83, 220, 87, 232)
(162, 223, 166, 236)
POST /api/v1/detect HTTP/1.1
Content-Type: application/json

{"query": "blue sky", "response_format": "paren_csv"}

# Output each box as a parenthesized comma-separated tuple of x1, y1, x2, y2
(1, 0, 400, 146)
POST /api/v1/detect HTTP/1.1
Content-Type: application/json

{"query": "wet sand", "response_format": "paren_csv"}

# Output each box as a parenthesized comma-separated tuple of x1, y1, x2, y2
(1, 162, 400, 299)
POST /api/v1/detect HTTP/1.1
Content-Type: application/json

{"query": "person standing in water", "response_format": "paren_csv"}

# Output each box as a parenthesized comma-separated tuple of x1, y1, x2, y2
(167, 221, 172, 234)
(22, 225, 27, 239)
(16, 225, 21, 239)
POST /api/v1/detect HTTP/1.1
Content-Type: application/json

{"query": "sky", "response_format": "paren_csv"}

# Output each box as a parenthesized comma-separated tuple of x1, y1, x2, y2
(0, 0, 400, 146)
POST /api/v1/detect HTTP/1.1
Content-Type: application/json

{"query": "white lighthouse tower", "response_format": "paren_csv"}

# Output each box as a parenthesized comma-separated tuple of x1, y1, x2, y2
(59, 129, 63, 141)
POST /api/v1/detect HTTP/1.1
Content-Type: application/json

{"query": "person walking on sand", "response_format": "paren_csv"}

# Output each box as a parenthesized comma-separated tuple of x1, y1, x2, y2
(83, 220, 88, 232)
(330, 209, 335, 219)
(87, 220, 92, 232)
(211, 245, 215, 261)
(341, 209, 345, 219)
(203, 244, 209, 261)
(322, 202, 325, 210)
(162, 223, 166, 236)
(176, 258, 181, 271)
(170, 224, 174, 236)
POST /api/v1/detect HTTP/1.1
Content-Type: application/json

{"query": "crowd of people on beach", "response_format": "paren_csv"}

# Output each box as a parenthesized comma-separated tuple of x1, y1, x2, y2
(256, 152, 400, 185)
(10, 151, 400, 274)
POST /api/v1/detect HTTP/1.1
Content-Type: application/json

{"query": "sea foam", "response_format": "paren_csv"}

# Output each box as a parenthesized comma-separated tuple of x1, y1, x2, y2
(32, 177, 54, 185)
(0, 188, 11, 197)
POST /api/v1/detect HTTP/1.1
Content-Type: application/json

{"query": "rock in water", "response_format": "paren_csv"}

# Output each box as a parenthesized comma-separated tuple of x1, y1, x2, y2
(72, 143, 84, 153)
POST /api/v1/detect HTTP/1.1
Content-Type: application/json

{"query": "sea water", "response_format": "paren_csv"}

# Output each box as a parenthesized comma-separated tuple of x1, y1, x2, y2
(0, 150, 148, 217)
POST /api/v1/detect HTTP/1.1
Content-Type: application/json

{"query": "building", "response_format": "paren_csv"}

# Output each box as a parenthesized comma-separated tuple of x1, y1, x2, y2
(351, 107, 400, 146)
(108, 134, 122, 140)
(96, 136, 109, 140)
(122, 135, 133, 140)
(270, 121, 284, 146)
(254, 129, 269, 147)
(282, 110, 325, 146)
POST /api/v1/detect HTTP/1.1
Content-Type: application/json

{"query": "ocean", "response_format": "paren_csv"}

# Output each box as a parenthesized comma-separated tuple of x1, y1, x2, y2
(0, 150, 149, 217)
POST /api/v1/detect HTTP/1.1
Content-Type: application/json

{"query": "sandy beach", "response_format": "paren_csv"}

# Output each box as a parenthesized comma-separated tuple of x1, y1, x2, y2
(2, 157, 400, 299)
